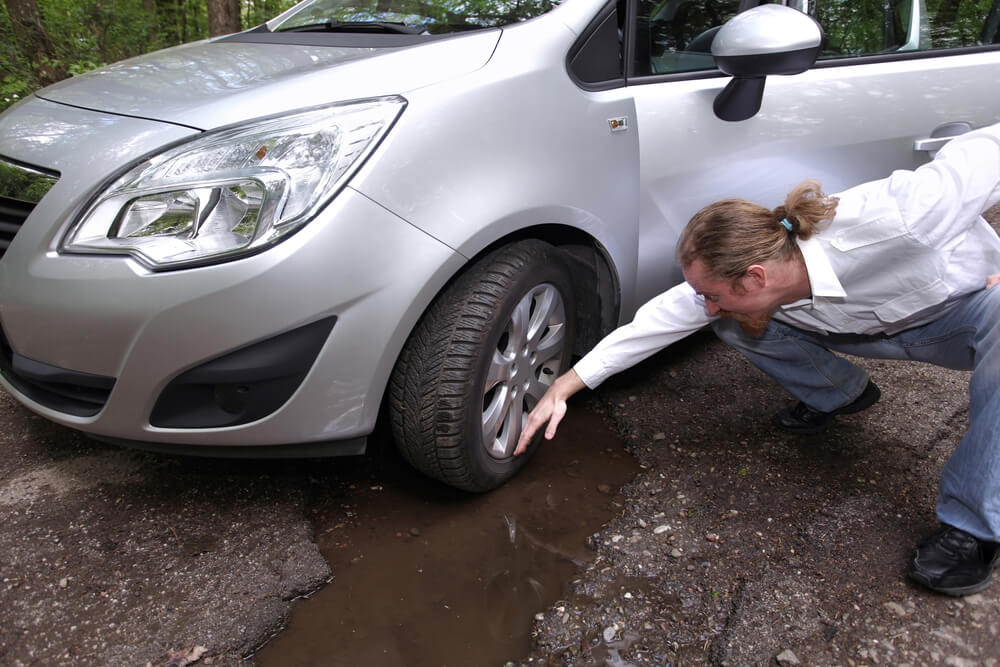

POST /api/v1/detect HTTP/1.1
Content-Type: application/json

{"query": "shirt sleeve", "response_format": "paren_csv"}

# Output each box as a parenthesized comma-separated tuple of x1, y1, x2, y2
(888, 121, 1000, 247)
(573, 281, 713, 389)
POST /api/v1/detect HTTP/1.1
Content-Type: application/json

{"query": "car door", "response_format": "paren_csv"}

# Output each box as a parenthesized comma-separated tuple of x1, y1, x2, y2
(625, 0, 1000, 309)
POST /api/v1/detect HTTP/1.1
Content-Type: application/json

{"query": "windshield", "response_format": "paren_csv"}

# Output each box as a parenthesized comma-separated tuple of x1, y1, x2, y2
(270, 0, 562, 34)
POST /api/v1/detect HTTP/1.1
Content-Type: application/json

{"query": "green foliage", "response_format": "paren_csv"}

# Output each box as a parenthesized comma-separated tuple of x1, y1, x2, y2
(0, 4, 38, 110)
(0, 75, 34, 110)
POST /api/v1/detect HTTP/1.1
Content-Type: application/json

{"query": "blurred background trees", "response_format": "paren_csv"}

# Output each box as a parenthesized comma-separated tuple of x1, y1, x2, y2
(1, 0, 297, 111)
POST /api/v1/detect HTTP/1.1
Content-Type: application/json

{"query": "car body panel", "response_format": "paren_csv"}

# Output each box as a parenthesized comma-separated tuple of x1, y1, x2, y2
(1, 182, 464, 445)
(34, 30, 502, 132)
(629, 51, 1000, 306)
(350, 15, 642, 318)
(0, 96, 197, 202)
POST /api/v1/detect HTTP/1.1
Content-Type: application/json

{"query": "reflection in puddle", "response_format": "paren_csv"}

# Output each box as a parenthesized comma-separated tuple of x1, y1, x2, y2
(254, 411, 639, 666)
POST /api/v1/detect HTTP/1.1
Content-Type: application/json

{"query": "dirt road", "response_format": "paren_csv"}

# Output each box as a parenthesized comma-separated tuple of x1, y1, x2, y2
(523, 332, 1000, 665)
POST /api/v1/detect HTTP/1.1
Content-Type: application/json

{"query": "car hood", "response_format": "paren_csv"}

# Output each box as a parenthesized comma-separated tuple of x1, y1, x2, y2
(34, 30, 501, 131)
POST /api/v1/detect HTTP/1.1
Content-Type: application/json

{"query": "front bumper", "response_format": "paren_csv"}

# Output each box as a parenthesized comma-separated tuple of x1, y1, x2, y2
(0, 94, 462, 453)
(0, 183, 462, 450)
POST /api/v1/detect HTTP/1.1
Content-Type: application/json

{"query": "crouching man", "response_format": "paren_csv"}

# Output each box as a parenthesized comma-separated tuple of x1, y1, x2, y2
(516, 121, 1000, 596)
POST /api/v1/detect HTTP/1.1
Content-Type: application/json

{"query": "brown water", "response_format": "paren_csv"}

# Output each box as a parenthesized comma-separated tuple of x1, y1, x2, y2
(254, 411, 639, 666)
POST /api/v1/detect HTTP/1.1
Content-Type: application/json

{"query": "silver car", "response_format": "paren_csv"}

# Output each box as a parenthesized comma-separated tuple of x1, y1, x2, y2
(1, 0, 998, 491)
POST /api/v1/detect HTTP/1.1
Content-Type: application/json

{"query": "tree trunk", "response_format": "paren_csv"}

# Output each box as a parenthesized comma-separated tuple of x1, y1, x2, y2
(207, 0, 241, 36)
(3, 0, 66, 83)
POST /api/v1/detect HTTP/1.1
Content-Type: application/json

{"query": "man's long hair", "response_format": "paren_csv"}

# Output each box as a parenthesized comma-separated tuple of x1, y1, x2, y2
(677, 180, 839, 283)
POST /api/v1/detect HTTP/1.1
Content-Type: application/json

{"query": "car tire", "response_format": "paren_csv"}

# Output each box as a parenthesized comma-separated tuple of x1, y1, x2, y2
(389, 240, 576, 492)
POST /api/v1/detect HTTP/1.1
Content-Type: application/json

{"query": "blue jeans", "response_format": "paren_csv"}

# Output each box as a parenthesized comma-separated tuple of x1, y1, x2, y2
(713, 286, 1000, 542)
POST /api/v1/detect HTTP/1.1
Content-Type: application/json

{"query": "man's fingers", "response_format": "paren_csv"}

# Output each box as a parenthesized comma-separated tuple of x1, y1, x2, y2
(514, 426, 537, 456)
(514, 398, 568, 456)
(514, 410, 547, 456)
(513, 372, 585, 456)
(544, 402, 567, 440)
(987, 273, 1000, 289)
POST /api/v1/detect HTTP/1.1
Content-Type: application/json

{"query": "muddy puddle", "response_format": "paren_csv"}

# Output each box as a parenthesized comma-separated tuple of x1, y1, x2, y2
(254, 410, 639, 666)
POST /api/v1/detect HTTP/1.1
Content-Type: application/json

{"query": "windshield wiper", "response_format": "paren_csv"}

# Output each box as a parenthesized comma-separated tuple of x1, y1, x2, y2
(277, 21, 426, 34)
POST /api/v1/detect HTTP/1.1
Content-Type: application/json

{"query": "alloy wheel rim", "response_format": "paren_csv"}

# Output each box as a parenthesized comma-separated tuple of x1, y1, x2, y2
(481, 283, 567, 459)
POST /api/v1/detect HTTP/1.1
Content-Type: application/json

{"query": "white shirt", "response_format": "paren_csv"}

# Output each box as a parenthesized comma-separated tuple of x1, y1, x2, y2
(574, 121, 1000, 389)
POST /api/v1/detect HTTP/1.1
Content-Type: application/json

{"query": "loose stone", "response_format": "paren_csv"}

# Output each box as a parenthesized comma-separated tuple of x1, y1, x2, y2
(776, 649, 801, 665)
(883, 601, 907, 617)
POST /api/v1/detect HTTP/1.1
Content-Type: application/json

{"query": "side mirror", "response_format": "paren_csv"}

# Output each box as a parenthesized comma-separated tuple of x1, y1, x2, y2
(711, 4, 824, 122)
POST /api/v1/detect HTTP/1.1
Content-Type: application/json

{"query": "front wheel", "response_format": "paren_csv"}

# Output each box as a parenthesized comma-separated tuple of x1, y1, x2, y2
(389, 240, 576, 492)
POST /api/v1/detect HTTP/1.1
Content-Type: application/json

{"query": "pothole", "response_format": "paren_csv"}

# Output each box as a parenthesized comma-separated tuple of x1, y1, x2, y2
(254, 410, 639, 666)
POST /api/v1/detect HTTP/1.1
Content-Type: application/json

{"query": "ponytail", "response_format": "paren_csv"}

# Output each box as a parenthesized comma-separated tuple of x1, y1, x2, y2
(677, 180, 838, 282)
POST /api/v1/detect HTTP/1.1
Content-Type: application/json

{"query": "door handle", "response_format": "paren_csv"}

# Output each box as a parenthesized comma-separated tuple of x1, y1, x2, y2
(913, 121, 973, 152)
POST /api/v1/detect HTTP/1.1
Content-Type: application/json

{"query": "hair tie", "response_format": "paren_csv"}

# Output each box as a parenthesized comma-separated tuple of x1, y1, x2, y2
(779, 218, 793, 232)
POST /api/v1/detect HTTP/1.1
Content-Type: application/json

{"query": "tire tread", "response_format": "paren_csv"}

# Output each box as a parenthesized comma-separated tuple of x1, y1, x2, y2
(388, 240, 573, 491)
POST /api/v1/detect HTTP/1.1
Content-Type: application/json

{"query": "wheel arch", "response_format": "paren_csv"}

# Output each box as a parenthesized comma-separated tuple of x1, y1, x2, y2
(469, 224, 621, 357)
(372, 223, 621, 438)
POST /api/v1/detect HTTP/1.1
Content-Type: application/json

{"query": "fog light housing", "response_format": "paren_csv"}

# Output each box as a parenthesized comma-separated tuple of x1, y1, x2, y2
(150, 316, 336, 428)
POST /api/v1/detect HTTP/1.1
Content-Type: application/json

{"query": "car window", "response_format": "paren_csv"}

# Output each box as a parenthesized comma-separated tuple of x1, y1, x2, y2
(925, 0, 1000, 47)
(633, 0, 744, 76)
(815, 0, 1000, 58)
(631, 0, 1000, 77)
(270, 0, 563, 34)
(814, 0, 915, 56)
(568, 0, 626, 86)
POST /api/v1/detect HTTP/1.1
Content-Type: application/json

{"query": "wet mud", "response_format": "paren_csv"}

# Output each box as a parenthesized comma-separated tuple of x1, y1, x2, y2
(254, 412, 640, 666)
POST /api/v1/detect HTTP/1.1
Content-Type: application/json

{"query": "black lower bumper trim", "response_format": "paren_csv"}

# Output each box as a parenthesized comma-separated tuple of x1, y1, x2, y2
(150, 316, 337, 428)
(91, 434, 367, 459)
(0, 322, 115, 417)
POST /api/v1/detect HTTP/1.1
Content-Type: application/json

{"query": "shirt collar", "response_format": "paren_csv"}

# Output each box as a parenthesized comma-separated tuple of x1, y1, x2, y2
(779, 236, 846, 310)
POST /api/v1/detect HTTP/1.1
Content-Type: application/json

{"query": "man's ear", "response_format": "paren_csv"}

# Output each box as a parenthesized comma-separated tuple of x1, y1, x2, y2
(745, 265, 767, 289)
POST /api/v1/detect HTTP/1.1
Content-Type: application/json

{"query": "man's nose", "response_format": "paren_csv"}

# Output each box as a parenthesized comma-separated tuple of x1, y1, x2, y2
(705, 301, 721, 316)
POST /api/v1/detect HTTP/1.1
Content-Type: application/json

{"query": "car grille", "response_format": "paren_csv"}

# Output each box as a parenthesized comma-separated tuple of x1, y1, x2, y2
(0, 156, 59, 260)
(0, 196, 32, 259)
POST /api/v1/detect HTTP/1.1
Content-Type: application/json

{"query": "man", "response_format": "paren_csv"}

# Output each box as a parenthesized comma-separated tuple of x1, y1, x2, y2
(515, 121, 1000, 596)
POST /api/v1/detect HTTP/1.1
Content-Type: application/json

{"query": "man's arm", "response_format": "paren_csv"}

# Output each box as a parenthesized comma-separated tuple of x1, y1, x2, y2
(513, 281, 714, 455)
(513, 369, 586, 455)
(893, 121, 1000, 245)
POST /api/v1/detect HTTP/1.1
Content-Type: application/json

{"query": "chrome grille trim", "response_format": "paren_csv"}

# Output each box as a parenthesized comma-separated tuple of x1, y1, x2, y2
(0, 155, 58, 202)
(0, 156, 59, 258)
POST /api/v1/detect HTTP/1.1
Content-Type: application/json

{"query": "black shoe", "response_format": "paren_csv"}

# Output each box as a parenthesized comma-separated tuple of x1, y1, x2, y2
(771, 380, 881, 434)
(908, 524, 1000, 596)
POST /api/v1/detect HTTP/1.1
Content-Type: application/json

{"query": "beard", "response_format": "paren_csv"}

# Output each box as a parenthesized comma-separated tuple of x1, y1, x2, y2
(720, 310, 775, 337)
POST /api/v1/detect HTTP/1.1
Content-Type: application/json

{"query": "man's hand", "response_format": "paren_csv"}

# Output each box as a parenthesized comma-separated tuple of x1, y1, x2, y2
(988, 273, 1000, 290)
(513, 369, 586, 456)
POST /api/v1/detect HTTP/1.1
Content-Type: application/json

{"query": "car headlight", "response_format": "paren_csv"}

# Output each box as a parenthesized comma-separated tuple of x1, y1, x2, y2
(61, 96, 406, 270)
